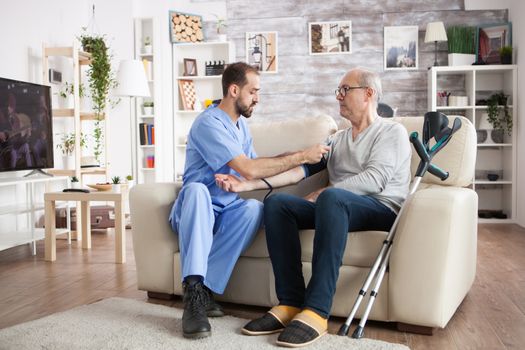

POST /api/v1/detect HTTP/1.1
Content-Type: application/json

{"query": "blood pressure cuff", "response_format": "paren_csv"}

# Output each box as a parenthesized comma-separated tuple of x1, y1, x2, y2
(302, 159, 327, 178)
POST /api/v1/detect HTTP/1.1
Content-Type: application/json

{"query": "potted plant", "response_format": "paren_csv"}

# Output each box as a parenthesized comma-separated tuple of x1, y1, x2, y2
(70, 176, 80, 189)
(446, 26, 476, 66)
(78, 31, 118, 165)
(56, 82, 85, 109)
(486, 92, 512, 142)
(143, 101, 154, 115)
(143, 36, 152, 54)
(56, 132, 87, 169)
(111, 176, 121, 192)
(500, 46, 512, 64)
(126, 174, 134, 189)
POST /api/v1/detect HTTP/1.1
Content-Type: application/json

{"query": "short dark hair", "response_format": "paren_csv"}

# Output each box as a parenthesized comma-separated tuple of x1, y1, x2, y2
(221, 62, 259, 97)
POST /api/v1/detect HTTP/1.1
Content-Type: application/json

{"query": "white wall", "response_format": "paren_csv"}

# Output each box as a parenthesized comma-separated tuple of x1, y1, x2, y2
(0, 0, 133, 181)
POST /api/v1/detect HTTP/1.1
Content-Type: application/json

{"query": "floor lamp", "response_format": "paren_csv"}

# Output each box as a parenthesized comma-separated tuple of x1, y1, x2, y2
(114, 60, 150, 183)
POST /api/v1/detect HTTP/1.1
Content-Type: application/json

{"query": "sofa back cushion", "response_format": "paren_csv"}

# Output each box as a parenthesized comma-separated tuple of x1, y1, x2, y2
(249, 115, 338, 157)
(393, 116, 476, 187)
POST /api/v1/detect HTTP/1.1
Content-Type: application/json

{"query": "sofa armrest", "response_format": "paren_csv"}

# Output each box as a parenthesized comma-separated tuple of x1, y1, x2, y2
(129, 182, 181, 294)
(389, 187, 478, 328)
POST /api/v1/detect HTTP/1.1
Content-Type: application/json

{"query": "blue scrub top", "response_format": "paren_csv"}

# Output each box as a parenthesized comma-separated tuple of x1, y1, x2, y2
(183, 106, 257, 210)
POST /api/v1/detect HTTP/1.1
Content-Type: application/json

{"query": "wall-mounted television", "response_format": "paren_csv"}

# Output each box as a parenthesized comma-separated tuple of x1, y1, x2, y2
(0, 77, 54, 173)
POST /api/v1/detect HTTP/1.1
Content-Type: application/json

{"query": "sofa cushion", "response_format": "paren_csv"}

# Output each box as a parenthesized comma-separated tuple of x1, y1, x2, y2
(242, 228, 387, 267)
(249, 115, 338, 157)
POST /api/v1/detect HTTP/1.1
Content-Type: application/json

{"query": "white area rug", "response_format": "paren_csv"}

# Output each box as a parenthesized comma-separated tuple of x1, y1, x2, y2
(0, 297, 409, 350)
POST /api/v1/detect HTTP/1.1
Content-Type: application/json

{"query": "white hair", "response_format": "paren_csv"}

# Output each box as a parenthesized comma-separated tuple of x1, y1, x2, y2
(355, 68, 382, 104)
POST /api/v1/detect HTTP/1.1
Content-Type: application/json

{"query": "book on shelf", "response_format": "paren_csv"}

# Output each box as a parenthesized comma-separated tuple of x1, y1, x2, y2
(139, 123, 155, 145)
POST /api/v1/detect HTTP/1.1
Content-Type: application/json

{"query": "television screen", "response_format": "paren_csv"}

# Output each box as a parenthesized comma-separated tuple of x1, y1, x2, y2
(0, 77, 54, 172)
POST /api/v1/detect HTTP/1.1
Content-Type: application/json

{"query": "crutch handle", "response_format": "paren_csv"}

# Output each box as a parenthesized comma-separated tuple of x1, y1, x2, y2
(428, 163, 449, 181)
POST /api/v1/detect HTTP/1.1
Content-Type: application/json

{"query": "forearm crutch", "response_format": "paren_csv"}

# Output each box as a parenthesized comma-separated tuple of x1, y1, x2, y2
(338, 112, 462, 339)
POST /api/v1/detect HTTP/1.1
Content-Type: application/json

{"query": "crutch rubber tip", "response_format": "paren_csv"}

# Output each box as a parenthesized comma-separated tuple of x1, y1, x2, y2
(337, 324, 350, 336)
(352, 326, 365, 339)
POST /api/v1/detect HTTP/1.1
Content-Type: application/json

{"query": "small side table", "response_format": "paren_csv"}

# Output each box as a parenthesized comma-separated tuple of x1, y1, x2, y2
(44, 190, 128, 263)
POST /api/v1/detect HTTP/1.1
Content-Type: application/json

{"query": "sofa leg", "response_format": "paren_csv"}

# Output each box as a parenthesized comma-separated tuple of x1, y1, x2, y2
(397, 322, 435, 335)
(147, 291, 176, 300)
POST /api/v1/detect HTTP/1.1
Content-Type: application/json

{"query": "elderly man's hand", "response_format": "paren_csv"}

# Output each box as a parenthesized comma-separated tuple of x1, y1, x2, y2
(301, 144, 330, 164)
(215, 174, 247, 193)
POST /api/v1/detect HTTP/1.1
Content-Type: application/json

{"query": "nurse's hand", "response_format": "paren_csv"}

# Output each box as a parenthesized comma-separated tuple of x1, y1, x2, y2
(301, 144, 330, 164)
(215, 174, 246, 192)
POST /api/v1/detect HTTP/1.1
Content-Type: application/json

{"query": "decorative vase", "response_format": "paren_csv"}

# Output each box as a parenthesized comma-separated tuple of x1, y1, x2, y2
(112, 184, 121, 193)
(58, 95, 73, 109)
(217, 34, 227, 42)
(71, 181, 81, 189)
(501, 55, 512, 64)
(448, 53, 476, 66)
(63, 155, 74, 169)
(143, 106, 154, 115)
(490, 129, 504, 144)
(127, 180, 135, 189)
(143, 45, 152, 55)
(476, 130, 487, 143)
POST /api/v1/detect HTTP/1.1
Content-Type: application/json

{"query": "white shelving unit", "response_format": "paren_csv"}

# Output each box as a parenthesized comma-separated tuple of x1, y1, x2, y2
(172, 41, 235, 182)
(0, 176, 69, 254)
(133, 17, 161, 184)
(428, 65, 518, 223)
(42, 43, 109, 183)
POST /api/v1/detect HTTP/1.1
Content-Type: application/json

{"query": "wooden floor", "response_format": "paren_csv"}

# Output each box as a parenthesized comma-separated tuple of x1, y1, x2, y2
(0, 224, 524, 349)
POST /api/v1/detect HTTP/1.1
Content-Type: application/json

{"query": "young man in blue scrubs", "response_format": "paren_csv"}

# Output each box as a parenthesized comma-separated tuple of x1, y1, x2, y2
(169, 62, 330, 339)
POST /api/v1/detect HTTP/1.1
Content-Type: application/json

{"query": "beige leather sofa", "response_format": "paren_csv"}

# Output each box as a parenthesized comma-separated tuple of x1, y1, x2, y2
(130, 115, 478, 332)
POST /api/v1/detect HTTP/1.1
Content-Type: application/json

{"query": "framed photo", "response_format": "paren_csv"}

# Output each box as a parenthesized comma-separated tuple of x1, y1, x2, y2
(170, 11, 204, 43)
(384, 26, 418, 70)
(309, 21, 351, 55)
(183, 58, 197, 76)
(476, 23, 512, 64)
(245, 32, 278, 73)
(178, 79, 197, 110)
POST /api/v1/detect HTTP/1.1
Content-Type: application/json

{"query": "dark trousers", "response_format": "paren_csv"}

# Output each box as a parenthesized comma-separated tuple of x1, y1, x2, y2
(264, 188, 396, 318)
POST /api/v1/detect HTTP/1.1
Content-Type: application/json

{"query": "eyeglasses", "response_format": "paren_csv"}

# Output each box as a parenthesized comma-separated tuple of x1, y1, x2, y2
(335, 86, 367, 97)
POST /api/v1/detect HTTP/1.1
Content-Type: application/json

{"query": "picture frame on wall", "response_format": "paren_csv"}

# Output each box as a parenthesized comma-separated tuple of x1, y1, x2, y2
(384, 26, 418, 70)
(309, 21, 351, 55)
(245, 32, 278, 73)
(170, 11, 204, 43)
(183, 58, 198, 76)
(476, 22, 512, 64)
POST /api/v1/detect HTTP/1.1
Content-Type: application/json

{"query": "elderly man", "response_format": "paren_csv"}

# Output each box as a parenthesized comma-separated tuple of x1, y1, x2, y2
(216, 68, 412, 347)
(169, 62, 329, 340)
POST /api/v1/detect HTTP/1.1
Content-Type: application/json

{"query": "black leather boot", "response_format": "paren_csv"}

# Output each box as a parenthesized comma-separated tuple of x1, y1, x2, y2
(182, 282, 211, 339)
(203, 285, 224, 317)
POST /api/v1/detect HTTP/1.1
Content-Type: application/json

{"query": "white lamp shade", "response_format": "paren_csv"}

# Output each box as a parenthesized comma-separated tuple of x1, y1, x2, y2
(424, 22, 447, 43)
(113, 60, 150, 97)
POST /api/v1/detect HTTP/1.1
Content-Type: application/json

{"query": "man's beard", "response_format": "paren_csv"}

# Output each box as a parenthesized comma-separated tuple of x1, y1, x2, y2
(235, 100, 256, 118)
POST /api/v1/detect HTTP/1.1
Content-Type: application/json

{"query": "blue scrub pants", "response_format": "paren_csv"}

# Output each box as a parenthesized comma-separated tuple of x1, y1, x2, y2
(170, 182, 263, 294)
(264, 188, 396, 318)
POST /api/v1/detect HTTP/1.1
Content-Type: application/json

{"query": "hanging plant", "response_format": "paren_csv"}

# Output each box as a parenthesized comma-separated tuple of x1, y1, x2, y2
(486, 92, 512, 136)
(78, 31, 118, 164)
